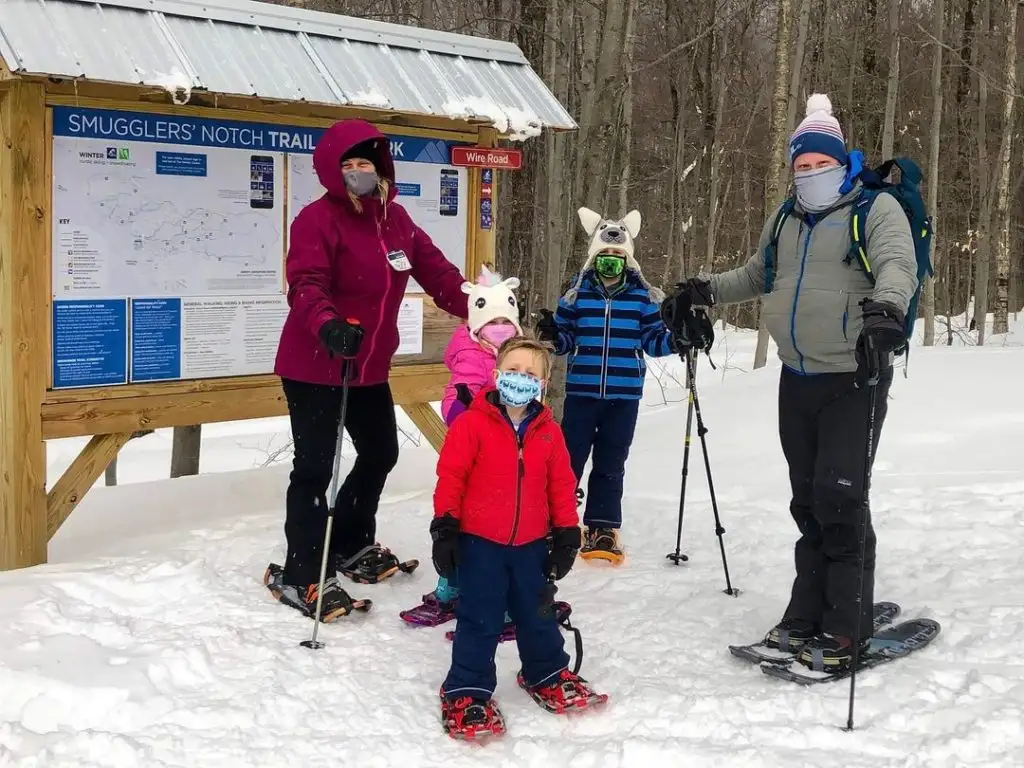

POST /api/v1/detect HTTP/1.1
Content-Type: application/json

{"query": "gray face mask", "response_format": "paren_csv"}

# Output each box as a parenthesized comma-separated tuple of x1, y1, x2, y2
(793, 164, 846, 212)
(343, 169, 379, 197)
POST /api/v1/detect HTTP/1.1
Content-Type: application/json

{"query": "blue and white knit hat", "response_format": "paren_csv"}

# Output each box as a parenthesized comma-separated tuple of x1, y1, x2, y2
(789, 94, 848, 166)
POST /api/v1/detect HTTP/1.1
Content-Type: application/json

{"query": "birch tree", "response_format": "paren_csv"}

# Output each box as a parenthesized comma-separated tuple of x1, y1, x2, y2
(753, 0, 795, 370)
(921, 0, 943, 347)
(990, 0, 1017, 336)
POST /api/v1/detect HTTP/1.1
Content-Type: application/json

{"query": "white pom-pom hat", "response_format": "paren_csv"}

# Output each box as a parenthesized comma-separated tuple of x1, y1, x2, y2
(788, 93, 847, 166)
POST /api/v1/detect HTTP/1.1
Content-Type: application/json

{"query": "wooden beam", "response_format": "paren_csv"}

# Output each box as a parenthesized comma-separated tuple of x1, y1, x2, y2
(401, 403, 448, 453)
(0, 81, 48, 571)
(46, 433, 133, 539)
(41, 365, 452, 439)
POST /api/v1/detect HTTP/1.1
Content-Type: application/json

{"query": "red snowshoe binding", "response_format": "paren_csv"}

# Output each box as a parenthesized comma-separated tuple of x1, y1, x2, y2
(439, 689, 506, 740)
(517, 668, 608, 713)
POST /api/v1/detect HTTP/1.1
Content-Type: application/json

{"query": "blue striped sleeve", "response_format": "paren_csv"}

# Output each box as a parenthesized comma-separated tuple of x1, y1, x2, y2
(639, 299, 674, 357)
(552, 295, 577, 356)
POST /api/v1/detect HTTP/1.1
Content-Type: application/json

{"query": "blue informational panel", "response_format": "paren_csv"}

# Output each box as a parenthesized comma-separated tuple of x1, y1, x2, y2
(51, 299, 128, 388)
(130, 298, 182, 382)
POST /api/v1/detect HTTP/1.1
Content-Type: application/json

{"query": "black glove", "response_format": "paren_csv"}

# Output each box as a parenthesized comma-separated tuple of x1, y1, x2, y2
(533, 309, 558, 343)
(661, 280, 716, 354)
(545, 526, 581, 581)
(677, 277, 716, 308)
(855, 299, 904, 386)
(429, 515, 460, 578)
(454, 383, 473, 407)
(319, 318, 363, 358)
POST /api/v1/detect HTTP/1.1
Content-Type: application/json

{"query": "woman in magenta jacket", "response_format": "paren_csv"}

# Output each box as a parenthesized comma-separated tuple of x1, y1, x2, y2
(266, 118, 468, 622)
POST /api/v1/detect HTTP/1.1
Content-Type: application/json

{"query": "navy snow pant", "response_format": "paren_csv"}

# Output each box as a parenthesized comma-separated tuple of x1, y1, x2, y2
(561, 394, 640, 529)
(778, 366, 891, 640)
(442, 534, 569, 699)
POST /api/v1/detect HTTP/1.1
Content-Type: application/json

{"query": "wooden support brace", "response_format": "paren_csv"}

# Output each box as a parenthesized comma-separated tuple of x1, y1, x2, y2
(0, 81, 48, 571)
(401, 403, 448, 454)
(47, 433, 134, 539)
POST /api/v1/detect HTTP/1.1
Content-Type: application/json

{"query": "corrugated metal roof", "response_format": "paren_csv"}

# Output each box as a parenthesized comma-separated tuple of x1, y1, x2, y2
(0, 0, 576, 133)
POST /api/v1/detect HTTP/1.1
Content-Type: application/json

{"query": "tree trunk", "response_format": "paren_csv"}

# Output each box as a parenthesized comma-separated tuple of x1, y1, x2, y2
(754, 0, 794, 370)
(418, 0, 433, 26)
(990, 0, 1017, 336)
(879, 0, 901, 162)
(921, 0, 943, 347)
(972, 0, 992, 345)
(170, 425, 202, 478)
(787, 0, 813, 133)
(539, 0, 572, 420)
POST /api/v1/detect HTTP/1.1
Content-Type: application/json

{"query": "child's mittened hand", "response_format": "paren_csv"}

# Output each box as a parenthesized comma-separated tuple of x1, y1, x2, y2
(454, 383, 473, 407)
(533, 309, 558, 343)
(429, 515, 460, 577)
(546, 526, 582, 580)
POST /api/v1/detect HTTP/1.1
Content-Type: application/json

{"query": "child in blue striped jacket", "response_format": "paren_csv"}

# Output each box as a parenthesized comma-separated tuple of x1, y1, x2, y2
(534, 207, 675, 563)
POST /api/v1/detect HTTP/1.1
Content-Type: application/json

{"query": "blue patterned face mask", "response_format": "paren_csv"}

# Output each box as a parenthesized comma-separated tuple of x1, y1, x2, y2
(495, 371, 542, 407)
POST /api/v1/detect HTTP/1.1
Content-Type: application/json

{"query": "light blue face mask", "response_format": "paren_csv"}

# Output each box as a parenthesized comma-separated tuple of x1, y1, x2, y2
(794, 164, 847, 212)
(495, 371, 542, 407)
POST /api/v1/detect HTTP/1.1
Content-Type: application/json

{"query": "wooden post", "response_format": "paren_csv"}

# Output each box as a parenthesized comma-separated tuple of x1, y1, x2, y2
(0, 81, 49, 570)
(475, 127, 498, 276)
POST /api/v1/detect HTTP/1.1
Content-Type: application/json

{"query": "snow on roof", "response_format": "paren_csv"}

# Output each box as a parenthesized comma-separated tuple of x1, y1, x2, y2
(0, 0, 576, 136)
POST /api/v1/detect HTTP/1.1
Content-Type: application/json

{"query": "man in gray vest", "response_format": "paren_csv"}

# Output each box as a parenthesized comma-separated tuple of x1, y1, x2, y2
(666, 94, 918, 671)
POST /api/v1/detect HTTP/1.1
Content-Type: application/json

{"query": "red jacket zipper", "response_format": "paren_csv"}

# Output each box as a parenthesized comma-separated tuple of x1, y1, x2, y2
(508, 436, 525, 544)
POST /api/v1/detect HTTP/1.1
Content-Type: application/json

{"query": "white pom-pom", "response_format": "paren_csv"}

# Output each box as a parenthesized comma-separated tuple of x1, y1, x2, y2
(805, 93, 833, 117)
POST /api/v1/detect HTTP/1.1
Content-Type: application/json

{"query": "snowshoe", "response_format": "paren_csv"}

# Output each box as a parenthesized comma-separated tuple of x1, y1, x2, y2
(517, 668, 608, 714)
(335, 543, 419, 585)
(765, 618, 818, 653)
(440, 690, 506, 740)
(445, 601, 572, 643)
(729, 601, 900, 666)
(796, 632, 871, 672)
(264, 562, 372, 622)
(400, 590, 458, 627)
(579, 527, 624, 565)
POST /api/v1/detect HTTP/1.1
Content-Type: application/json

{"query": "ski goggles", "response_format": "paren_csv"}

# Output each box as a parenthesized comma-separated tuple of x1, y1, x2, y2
(594, 253, 626, 278)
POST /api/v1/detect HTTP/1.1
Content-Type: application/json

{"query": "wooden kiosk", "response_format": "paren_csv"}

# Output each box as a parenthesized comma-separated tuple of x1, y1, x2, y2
(0, 0, 575, 571)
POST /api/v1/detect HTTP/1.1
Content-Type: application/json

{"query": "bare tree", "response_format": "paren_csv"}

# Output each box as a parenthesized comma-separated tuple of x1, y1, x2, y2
(990, 0, 1018, 336)
(921, 0, 944, 346)
(753, 0, 795, 370)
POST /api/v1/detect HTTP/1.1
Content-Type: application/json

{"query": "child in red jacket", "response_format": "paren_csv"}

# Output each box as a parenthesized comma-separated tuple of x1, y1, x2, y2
(430, 337, 607, 739)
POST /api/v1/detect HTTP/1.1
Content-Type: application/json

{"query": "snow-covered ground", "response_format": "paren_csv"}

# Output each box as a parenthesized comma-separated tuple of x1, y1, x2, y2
(4, 318, 1024, 767)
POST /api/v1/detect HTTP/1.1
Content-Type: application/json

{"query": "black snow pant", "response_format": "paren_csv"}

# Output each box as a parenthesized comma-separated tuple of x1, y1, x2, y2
(778, 365, 891, 640)
(280, 378, 399, 586)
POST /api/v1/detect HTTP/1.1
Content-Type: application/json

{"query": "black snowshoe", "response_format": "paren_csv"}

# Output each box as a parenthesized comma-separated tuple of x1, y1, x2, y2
(334, 543, 419, 585)
(264, 562, 372, 622)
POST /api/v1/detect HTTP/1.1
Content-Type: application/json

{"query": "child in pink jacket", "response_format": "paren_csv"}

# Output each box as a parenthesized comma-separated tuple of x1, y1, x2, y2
(440, 266, 523, 426)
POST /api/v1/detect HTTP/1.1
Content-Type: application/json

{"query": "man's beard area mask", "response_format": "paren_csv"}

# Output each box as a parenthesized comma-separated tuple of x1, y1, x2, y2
(343, 169, 379, 197)
(793, 164, 847, 212)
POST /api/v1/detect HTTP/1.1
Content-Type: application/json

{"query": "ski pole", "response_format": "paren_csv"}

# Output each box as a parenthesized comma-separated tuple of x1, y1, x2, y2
(685, 346, 738, 597)
(301, 322, 359, 650)
(666, 345, 695, 565)
(846, 342, 880, 729)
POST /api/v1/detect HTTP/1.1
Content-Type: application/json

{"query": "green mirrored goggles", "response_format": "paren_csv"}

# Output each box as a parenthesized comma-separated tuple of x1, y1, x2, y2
(594, 253, 625, 278)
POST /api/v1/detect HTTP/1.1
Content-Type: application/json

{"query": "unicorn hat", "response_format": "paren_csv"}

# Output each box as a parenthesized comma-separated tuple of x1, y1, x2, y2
(461, 265, 522, 340)
(561, 207, 664, 305)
